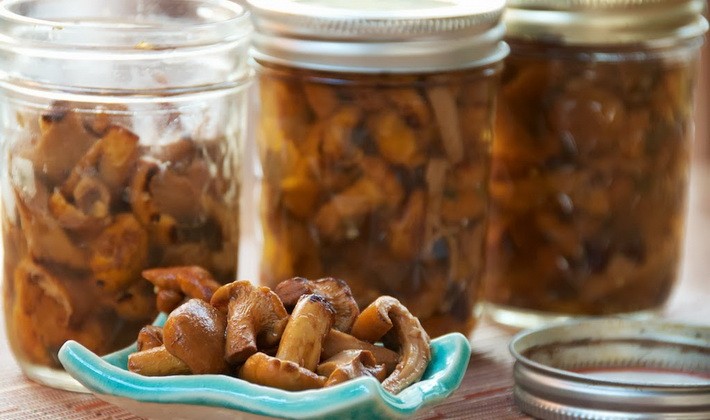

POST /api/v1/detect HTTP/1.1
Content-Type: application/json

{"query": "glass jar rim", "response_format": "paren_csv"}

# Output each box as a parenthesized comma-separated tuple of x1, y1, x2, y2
(0, 0, 251, 50)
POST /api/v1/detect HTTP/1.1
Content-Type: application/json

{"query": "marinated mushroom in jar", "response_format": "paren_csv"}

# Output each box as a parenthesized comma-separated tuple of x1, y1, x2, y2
(485, 44, 697, 315)
(258, 64, 500, 337)
(2, 102, 240, 368)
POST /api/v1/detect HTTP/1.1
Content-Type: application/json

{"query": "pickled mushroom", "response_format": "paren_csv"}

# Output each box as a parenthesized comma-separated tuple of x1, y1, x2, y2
(317, 349, 387, 386)
(351, 296, 432, 394)
(275, 294, 334, 371)
(210, 280, 289, 365)
(239, 352, 326, 391)
(142, 265, 221, 313)
(274, 277, 360, 332)
(162, 299, 229, 375)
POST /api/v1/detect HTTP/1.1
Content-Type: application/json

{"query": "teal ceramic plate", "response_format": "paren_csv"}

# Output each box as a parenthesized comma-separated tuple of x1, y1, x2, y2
(58, 316, 471, 420)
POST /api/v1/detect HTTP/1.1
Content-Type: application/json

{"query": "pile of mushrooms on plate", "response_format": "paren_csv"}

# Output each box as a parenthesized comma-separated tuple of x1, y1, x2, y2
(127, 267, 431, 394)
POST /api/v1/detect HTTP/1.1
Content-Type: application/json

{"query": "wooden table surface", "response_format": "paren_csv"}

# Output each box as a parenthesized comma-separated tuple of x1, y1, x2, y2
(1, 159, 710, 420)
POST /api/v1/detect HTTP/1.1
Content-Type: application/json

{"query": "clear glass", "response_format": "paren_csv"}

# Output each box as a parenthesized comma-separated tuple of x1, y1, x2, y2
(0, 0, 251, 390)
(256, 62, 501, 338)
(484, 39, 703, 329)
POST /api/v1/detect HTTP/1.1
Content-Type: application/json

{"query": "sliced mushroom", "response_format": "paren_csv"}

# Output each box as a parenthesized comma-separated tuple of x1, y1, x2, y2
(128, 345, 191, 376)
(142, 265, 221, 313)
(14, 185, 87, 270)
(32, 106, 98, 186)
(110, 281, 157, 322)
(239, 352, 326, 391)
(275, 294, 334, 372)
(274, 277, 359, 332)
(90, 213, 148, 293)
(317, 349, 387, 386)
(97, 125, 140, 197)
(351, 296, 431, 394)
(129, 158, 161, 226)
(427, 86, 464, 164)
(162, 298, 229, 374)
(321, 329, 400, 374)
(314, 177, 385, 242)
(136, 325, 164, 351)
(210, 281, 289, 365)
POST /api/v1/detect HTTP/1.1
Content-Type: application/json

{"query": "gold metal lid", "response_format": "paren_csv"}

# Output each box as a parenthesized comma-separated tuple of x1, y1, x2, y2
(505, 0, 708, 45)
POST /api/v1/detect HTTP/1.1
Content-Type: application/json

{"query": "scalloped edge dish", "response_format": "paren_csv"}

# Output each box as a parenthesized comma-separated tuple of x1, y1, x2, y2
(58, 318, 471, 420)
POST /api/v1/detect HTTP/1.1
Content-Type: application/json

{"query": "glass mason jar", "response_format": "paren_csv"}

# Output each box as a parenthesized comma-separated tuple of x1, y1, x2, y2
(483, 0, 709, 328)
(247, 0, 508, 338)
(0, 0, 251, 390)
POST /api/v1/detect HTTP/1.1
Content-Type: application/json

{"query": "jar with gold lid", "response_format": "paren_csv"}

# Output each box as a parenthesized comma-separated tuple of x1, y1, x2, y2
(0, 0, 252, 390)
(483, 0, 708, 328)
(247, 0, 508, 338)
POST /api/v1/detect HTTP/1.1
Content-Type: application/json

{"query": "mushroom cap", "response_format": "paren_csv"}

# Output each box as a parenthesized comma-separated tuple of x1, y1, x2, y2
(274, 277, 360, 332)
(142, 265, 220, 303)
(136, 325, 163, 352)
(239, 352, 326, 391)
(210, 280, 289, 365)
(162, 298, 229, 374)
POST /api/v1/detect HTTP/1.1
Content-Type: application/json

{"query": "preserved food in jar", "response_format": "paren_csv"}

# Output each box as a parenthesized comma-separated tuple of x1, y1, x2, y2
(484, 0, 708, 327)
(258, 65, 500, 337)
(247, 0, 508, 337)
(0, 0, 251, 389)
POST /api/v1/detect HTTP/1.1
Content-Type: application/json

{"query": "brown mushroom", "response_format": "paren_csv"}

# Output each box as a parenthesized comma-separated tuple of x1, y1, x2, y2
(210, 281, 289, 365)
(32, 106, 98, 186)
(317, 350, 387, 386)
(162, 298, 229, 374)
(156, 289, 184, 314)
(142, 265, 221, 313)
(129, 158, 162, 226)
(136, 325, 164, 352)
(97, 125, 140, 198)
(128, 345, 191, 376)
(351, 296, 431, 394)
(275, 294, 334, 372)
(239, 352, 326, 391)
(321, 329, 400, 374)
(90, 213, 148, 293)
(274, 277, 360, 332)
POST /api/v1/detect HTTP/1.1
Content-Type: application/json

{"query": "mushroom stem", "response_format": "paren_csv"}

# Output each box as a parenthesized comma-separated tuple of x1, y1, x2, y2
(239, 352, 326, 391)
(274, 277, 360, 332)
(128, 345, 191, 376)
(426, 86, 463, 164)
(322, 329, 400, 374)
(317, 349, 387, 386)
(276, 294, 334, 371)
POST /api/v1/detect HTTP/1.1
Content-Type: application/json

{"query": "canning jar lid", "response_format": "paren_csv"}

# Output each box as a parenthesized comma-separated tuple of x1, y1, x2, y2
(505, 0, 709, 46)
(246, 0, 509, 73)
(509, 318, 710, 419)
